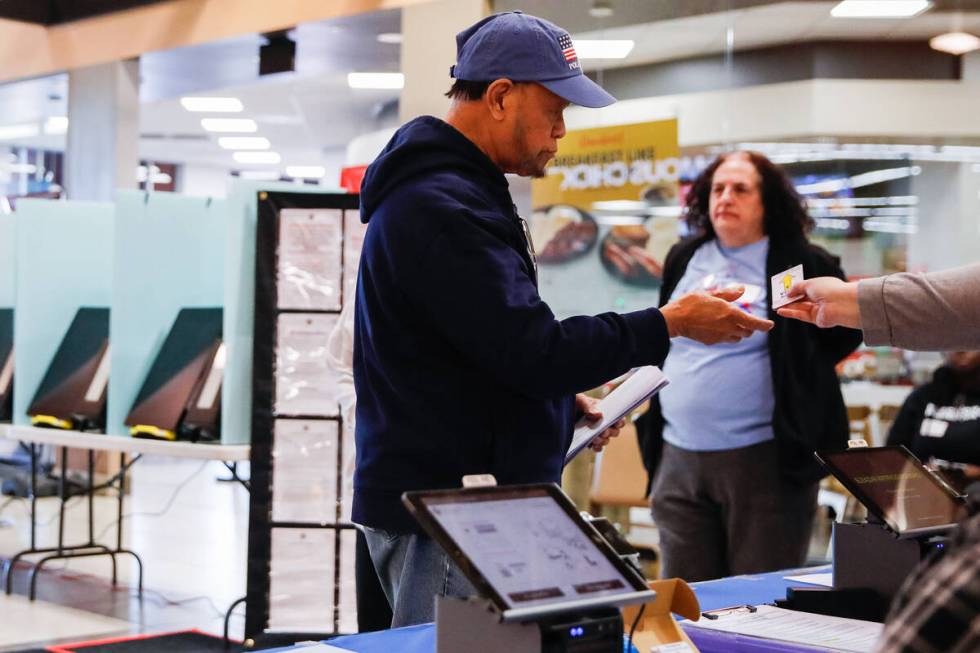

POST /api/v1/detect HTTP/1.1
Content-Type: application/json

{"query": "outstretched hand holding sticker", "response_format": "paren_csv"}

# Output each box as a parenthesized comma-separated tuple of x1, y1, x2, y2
(776, 276, 863, 329)
(771, 264, 804, 309)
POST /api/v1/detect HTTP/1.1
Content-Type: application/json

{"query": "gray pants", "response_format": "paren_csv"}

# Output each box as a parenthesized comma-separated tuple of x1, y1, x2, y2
(362, 526, 475, 627)
(651, 440, 818, 583)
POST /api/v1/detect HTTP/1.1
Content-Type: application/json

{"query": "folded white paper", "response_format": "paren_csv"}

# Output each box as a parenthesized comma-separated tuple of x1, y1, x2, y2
(684, 604, 882, 652)
(784, 572, 833, 587)
(565, 366, 669, 464)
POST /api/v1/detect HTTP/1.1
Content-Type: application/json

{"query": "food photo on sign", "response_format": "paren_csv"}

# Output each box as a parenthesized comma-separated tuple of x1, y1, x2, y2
(529, 120, 696, 311)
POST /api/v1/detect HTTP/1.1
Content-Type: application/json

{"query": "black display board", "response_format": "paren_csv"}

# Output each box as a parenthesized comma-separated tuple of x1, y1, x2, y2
(0, 308, 12, 422)
(244, 191, 360, 643)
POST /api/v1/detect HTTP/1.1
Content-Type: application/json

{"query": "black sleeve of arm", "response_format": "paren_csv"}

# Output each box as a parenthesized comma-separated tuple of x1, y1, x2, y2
(811, 248, 864, 362)
(886, 388, 928, 449)
(413, 218, 670, 401)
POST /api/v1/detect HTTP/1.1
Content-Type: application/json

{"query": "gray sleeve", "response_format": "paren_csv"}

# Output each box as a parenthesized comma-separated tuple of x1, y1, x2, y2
(857, 263, 980, 350)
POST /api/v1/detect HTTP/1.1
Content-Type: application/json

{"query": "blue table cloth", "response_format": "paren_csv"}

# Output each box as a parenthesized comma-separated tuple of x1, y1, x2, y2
(261, 565, 834, 653)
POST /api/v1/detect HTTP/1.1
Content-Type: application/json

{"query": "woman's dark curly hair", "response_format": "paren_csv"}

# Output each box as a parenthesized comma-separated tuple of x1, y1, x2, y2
(684, 151, 814, 243)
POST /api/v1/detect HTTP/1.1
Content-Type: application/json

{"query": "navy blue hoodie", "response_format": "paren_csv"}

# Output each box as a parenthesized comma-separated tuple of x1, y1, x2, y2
(352, 116, 670, 532)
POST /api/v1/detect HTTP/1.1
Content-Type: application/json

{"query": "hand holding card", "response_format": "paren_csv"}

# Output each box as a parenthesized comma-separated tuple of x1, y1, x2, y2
(776, 276, 863, 329)
(771, 264, 804, 309)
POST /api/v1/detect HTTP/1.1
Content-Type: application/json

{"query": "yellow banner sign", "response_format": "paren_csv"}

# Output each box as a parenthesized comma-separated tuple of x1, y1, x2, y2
(532, 119, 680, 208)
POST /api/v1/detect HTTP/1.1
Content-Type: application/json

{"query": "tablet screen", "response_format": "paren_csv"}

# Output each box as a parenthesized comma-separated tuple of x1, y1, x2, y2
(409, 485, 646, 612)
(818, 447, 964, 535)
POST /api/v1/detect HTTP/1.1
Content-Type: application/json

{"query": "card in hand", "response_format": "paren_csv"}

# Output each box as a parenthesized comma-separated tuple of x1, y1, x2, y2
(771, 264, 804, 309)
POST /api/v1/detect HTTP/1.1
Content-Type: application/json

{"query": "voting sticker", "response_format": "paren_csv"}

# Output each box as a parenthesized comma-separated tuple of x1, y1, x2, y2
(771, 264, 804, 309)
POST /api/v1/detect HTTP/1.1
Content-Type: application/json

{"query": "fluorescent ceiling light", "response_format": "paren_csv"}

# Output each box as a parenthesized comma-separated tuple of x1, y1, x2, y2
(573, 39, 634, 59)
(591, 200, 649, 212)
(807, 196, 918, 207)
(347, 72, 404, 90)
(795, 166, 919, 195)
(6, 163, 37, 174)
(201, 118, 257, 133)
(181, 97, 244, 112)
(218, 136, 270, 150)
(233, 151, 281, 164)
(0, 123, 40, 140)
(930, 32, 980, 55)
(376, 32, 403, 44)
(830, 1, 931, 18)
(286, 165, 327, 179)
(816, 218, 851, 231)
(44, 116, 68, 135)
(589, 1, 614, 18)
(863, 221, 918, 234)
(238, 170, 281, 180)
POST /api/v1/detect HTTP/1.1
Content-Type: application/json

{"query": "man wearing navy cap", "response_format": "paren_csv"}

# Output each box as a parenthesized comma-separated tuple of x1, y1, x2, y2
(353, 11, 773, 626)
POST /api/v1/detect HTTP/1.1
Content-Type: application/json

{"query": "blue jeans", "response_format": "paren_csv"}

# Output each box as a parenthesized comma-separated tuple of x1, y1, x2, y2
(362, 526, 475, 627)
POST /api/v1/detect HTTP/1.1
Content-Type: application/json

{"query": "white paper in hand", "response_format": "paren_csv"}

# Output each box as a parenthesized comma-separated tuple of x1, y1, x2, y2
(565, 366, 669, 464)
(771, 264, 804, 309)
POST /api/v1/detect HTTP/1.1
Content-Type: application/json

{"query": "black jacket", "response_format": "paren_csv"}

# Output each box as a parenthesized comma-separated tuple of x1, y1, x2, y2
(353, 117, 671, 532)
(887, 366, 980, 467)
(637, 234, 863, 486)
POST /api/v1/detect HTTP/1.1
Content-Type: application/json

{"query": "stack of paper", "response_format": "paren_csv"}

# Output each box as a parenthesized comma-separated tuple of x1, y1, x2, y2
(565, 366, 669, 463)
(684, 604, 883, 652)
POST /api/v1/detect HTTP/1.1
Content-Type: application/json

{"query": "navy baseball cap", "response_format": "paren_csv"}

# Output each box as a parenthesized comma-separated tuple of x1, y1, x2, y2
(450, 11, 616, 108)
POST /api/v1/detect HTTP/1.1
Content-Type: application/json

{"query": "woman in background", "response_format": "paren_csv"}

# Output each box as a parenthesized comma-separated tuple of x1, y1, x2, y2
(638, 151, 863, 582)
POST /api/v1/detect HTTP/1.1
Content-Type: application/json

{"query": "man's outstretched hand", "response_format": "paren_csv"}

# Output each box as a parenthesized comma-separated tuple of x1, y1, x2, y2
(661, 286, 774, 345)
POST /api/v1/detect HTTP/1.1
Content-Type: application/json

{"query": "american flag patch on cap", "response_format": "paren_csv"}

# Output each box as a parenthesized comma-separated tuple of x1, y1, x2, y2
(558, 33, 577, 62)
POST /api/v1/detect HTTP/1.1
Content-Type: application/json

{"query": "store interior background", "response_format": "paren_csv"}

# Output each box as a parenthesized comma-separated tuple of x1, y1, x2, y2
(2, 0, 980, 649)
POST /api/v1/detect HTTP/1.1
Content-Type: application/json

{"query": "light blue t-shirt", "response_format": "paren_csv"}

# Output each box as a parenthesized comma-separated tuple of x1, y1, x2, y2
(660, 237, 775, 452)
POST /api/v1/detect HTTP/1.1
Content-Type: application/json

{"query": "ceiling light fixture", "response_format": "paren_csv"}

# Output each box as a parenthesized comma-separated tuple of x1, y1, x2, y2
(238, 170, 281, 181)
(233, 151, 281, 164)
(573, 39, 635, 59)
(218, 136, 271, 150)
(347, 72, 405, 90)
(376, 32, 403, 44)
(0, 123, 40, 140)
(6, 163, 37, 174)
(830, 1, 932, 19)
(44, 116, 68, 135)
(588, 1, 614, 18)
(795, 166, 920, 195)
(180, 97, 244, 112)
(286, 166, 327, 179)
(930, 31, 980, 55)
(201, 118, 258, 133)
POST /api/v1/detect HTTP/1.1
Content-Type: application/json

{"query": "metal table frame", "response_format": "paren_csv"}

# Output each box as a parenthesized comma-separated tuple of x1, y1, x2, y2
(0, 424, 249, 601)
